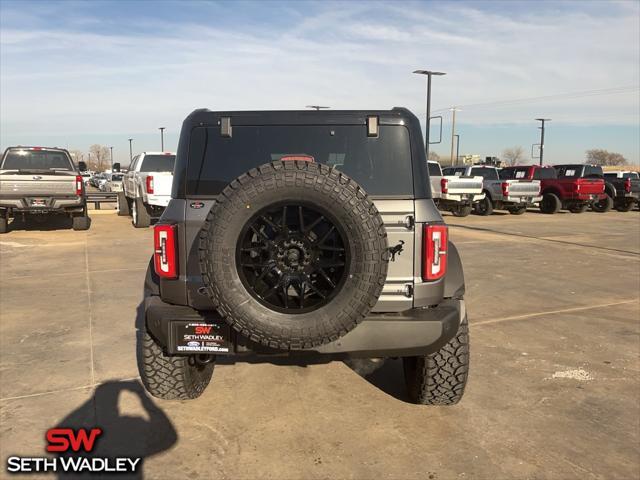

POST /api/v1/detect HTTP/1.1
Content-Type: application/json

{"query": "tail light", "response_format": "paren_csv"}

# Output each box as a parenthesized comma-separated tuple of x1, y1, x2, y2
(154, 224, 178, 279)
(624, 178, 631, 193)
(422, 224, 448, 281)
(501, 182, 510, 196)
(440, 178, 448, 194)
(146, 175, 154, 194)
(75, 175, 83, 196)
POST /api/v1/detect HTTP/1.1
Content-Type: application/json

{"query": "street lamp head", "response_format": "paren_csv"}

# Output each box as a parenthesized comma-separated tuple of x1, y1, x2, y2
(413, 70, 446, 76)
(305, 105, 330, 110)
(535, 118, 552, 121)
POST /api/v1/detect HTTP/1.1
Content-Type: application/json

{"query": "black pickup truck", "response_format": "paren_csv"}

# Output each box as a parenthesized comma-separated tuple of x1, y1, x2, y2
(602, 171, 640, 212)
(140, 108, 469, 406)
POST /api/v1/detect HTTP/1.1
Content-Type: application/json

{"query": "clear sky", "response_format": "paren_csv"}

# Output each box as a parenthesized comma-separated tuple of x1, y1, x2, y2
(1, 0, 638, 166)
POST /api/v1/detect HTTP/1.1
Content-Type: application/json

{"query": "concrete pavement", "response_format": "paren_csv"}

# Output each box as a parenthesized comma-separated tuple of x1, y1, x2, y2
(0, 209, 638, 479)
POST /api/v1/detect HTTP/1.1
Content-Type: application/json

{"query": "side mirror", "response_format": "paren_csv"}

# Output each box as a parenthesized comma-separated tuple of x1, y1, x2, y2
(112, 162, 121, 172)
(78, 161, 87, 172)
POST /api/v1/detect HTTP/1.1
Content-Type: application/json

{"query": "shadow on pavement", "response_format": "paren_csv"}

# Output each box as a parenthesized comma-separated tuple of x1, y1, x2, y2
(53, 380, 177, 479)
(7, 215, 75, 232)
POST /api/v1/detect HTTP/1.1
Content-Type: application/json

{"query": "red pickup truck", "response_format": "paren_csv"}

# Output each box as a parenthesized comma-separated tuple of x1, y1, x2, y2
(499, 164, 608, 214)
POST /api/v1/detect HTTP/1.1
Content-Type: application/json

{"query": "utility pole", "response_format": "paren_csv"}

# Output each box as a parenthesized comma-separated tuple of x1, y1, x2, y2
(450, 107, 461, 165)
(159, 127, 166, 152)
(535, 118, 551, 165)
(305, 105, 329, 111)
(128, 138, 133, 162)
(413, 70, 446, 161)
(109, 146, 113, 170)
(454, 134, 460, 164)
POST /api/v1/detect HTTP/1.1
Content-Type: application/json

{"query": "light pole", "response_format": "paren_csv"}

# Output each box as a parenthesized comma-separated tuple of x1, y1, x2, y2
(413, 70, 446, 161)
(128, 138, 133, 162)
(535, 118, 551, 166)
(305, 105, 329, 111)
(159, 127, 166, 152)
(449, 107, 462, 165)
(454, 134, 460, 164)
(109, 146, 113, 170)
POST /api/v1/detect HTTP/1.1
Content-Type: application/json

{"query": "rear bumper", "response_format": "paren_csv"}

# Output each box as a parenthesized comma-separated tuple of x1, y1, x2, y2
(145, 295, 464, 358)
(440, 192, 485, 204)
(143, 194, 171, 208)
(0, 196, 84, 213)
(567, 192, 606, 202)
(504, 195, 542, 205)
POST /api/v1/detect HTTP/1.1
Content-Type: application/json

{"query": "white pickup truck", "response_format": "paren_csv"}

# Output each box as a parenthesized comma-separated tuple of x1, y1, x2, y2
(116, 152, 175, 227)
(428, 161, 485, 217)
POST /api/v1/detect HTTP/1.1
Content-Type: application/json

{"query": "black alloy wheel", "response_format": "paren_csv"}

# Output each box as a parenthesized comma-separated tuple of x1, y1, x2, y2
(236, 202, 350, 314)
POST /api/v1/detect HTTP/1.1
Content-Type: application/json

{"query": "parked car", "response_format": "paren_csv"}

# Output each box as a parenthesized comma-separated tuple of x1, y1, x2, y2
(90, 172, 106, 188)
(116, 152, 176, 227)
(443, 165, 541, 215)
(0, 146, 90, 233)
(140, 108, 469, 406)
(602, 171, 640, 212)
(98, 172, 123, 192)
(81, 172, 91, 186)
(428, 160, 484, 217)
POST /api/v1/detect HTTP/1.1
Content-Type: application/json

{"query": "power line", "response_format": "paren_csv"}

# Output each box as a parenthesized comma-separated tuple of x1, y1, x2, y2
(431, 85, 639, 113)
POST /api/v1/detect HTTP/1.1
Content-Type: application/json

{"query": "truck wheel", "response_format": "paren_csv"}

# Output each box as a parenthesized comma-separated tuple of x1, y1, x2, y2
(592, 195, 613, 213)
(451, 205, 472, 217)
(117, 192, 130, 216)
(403, 314, 469, 405)
(474, 196, 493, 216)
(132, 197, 151, 228)
(508, 206, 527, 215)
(199, 161, 388, 350)
(569, 204, 588, 214)
(72, 214, 91, 231)
(0, 213, 7, 234)
(540, 193, 561, 214)
(140, 331, 214, 400)
(615, 199, 635, 212)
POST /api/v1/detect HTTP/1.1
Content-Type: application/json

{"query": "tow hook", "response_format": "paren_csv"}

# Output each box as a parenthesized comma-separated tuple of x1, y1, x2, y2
(193, 354, 216, 366)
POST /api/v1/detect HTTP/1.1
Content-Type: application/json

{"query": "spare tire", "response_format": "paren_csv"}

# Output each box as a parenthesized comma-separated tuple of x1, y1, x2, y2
(199, 161, 389, 350)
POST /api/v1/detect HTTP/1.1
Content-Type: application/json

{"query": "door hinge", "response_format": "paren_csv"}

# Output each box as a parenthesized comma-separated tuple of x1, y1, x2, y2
(403, 215, 414, 230)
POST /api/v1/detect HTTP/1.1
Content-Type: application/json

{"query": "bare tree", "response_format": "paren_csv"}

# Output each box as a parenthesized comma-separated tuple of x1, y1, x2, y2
(69, 150, 84, 166)
(88, 145, 110, 172)
(501, 146, 526, 166)
(428, 151, 440, 161)
(586, 149, 627, 166)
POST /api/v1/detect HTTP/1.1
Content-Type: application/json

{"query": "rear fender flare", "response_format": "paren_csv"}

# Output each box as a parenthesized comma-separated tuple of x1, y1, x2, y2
(444, 241, 465, 299)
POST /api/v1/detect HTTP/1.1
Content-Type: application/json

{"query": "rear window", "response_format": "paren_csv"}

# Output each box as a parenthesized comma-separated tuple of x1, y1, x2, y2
(500, 167, 530, 180)
(186, 125, 413, 196)
(555, 165, 584, 178)
(533, 167, 556, 180)
(623, 172, 639, 179)
(111, 174, 123, 181)
(442, 167, 467, 176)
(470, 167, 498, 180)
(427, 162, 441, 176)
(140, 154, 175, 173)
(1, 149, 73, 171)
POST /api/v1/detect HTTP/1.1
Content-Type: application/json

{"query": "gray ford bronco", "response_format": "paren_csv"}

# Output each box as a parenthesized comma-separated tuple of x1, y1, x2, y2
(141, 108, 469, 405)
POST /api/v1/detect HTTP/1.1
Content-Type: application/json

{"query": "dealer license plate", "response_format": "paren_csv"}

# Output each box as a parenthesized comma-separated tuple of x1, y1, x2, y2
(30, 199, 47, 207)
(168, 321, 232, 354)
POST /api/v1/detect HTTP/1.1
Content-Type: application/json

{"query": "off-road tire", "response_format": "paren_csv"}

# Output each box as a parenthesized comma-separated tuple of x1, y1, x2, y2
(141, 331, 214, 400)
(508, 206, 527, 215)
(451, 205, 472, 217)
(474, 196, 493, 216)
(199, 160, 389, 350)
(403, 315, 469, 405)
(0, 214, 7, 234)
(117, 192, 130, 216)
(540, 192, 561, 214)
(132, 197, 151, 228)
(592, 195, 613, 213)
(72, 214, 91, 231)
(569, 204, 588, 214)
(615, 199, 635, 212)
